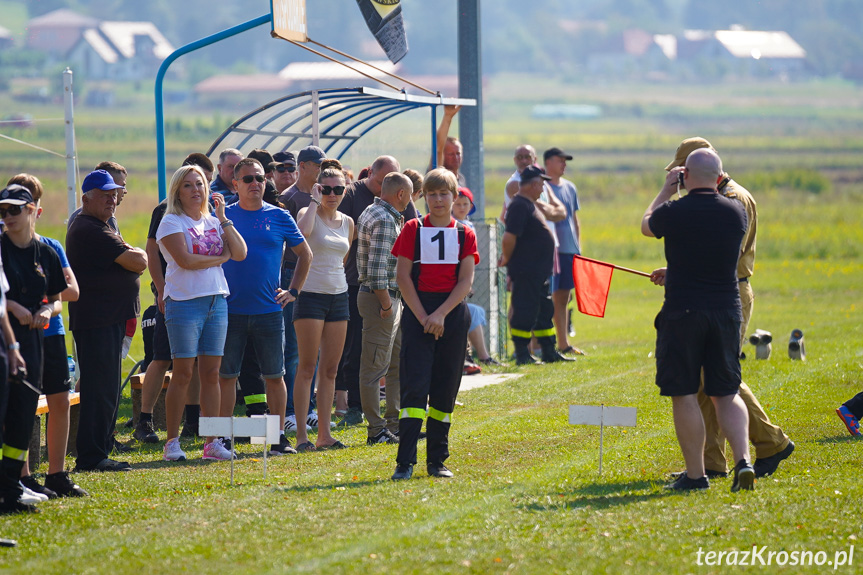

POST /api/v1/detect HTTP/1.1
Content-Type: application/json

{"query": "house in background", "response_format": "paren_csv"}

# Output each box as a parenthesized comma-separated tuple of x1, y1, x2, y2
(25, 9, 174, 82)
(678, 28, 807, 77)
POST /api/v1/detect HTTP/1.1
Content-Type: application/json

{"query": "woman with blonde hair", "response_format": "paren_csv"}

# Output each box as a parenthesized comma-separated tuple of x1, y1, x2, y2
(156, 165, 247, 462)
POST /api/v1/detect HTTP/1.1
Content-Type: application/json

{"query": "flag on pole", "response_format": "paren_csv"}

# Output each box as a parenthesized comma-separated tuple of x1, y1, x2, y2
(573, 256, 615, 318)
(355, 0, 408, 64)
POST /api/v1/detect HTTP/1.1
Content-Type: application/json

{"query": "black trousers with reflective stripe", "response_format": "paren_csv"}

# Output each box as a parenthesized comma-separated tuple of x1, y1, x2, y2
(509, 273, 554, 337)
(397, 292, 469, 467)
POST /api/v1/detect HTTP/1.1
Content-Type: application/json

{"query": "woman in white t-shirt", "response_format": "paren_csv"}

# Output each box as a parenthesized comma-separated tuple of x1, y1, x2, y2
(156, 165, 247, 462)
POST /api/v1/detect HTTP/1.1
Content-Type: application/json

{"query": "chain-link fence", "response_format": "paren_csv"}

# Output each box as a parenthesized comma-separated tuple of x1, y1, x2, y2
(470, 217, 509, 360)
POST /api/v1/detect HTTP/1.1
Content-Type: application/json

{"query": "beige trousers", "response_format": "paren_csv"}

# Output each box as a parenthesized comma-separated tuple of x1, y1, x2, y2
(357, 291, 401, 437)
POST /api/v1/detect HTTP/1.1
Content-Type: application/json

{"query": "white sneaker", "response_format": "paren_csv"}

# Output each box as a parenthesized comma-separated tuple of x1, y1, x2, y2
(307, 410, 336, 429)
(163, 438, 187, 461)
(19, 482, 48, 503)
(285, 414, 311, 433)
(203, 438, 235, 460)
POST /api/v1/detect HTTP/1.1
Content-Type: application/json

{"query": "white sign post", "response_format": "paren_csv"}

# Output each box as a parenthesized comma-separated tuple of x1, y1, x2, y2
(199, 415, 281, 485)
(568, 405, 637, 475)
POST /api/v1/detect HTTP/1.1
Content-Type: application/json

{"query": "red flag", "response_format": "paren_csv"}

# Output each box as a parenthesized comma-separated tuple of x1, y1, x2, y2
(573, 256, 614, 318)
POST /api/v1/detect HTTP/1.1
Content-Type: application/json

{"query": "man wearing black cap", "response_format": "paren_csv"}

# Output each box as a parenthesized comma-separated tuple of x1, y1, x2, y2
(67, 170, 147, 472)
(543, 147, 584, 356)
(271, 151, 298, 194)
(499, 166, 574, 365)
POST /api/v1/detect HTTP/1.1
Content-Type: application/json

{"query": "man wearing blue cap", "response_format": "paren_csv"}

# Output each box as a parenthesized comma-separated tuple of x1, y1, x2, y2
(66, 170, 147, 472)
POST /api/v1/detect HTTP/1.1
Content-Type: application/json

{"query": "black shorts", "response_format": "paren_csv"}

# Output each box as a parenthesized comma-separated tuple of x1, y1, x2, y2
(654, 308, 741, 397)
(42, 334, 70, 395)
(152, 309, 172, 362)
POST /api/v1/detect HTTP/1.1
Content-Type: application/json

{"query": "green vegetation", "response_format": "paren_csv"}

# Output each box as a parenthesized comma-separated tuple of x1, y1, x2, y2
(0, 77, 861, 572)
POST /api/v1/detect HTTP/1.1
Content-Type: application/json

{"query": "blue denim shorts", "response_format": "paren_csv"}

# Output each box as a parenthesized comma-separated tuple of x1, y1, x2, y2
(293, 290, 349, 322)
(164, 295, 228, 359)
(467, 302, 486, 333)
(552, 253, 576, 292)
(219, 310, 285, 379)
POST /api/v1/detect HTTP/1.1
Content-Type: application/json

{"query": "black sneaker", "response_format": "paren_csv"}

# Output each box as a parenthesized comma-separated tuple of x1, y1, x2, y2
(671, 468, 727, 479)
(20, 475, 57, 500)
(427, 463, 454, 478)
(541, 350, 576, 363)
(0, 498, 39, 515)
(391, 464, 413, 480)
(731, 459, 755, 492)
(664, 474, 709, 491)
(75, 458, 131, 472)
(44, 472, 89, 498)
(269, 435, 297, 455)
(112, 438, 134, 454)
(367, 429, 399, 445)
(133, 419, 159, 443)
(753, 441, 795, 478)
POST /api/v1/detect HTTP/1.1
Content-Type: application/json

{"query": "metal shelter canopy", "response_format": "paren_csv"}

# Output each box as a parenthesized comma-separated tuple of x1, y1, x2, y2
(205, 86, 475, 162)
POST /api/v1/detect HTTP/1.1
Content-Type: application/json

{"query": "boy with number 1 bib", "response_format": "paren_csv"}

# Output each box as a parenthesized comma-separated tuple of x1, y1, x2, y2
(390, 169, 479, 480)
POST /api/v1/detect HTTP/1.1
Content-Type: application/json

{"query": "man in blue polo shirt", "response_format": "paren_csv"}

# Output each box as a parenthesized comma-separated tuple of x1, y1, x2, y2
(219, 158, 312, 455)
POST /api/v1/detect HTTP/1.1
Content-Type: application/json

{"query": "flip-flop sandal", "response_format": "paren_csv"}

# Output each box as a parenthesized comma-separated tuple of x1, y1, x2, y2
(317, 441, 347, 450)
(559, 345, 586, 356)
(296, 442, 316, 453)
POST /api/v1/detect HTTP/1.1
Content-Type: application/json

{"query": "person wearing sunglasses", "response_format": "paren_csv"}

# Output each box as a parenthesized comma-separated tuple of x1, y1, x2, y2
(156, 165, 247, 462)
(6, 174, 87, 499)
(0, 184, 67, 505)
(291, 160, 353, 451)
(278, 145, 329, 434)
(219, 158, 312, 456)
(271, 151, 298, 195)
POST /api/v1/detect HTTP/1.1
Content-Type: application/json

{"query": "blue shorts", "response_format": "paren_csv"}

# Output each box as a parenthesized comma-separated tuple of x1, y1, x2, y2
(552, 253, 576, 292)
(293, 290, 349, 322)
(164, 295, 228, 359)
(467, 303, 486, 333)
(220, 310, 285, 379)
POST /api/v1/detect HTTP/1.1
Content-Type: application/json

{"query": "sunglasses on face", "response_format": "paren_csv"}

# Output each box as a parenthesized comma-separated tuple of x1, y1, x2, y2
(321, 185, 345, 196)
(0, 205, 25, 218)
(240, 174, 266, 184)
(275, 165, 296, 173)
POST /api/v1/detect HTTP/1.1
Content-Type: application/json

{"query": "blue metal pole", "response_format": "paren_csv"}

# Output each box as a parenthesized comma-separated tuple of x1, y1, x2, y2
(155, 13, 272, 201)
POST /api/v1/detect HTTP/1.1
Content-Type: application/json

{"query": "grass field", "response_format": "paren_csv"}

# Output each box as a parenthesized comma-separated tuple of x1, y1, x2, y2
(1, 77, 862, 572)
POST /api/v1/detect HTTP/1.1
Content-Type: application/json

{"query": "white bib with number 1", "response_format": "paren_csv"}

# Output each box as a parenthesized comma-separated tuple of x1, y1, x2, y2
(419, 227, 459, 264)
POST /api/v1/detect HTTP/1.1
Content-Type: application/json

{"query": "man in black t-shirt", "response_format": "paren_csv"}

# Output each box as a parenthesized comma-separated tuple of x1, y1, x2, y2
(642, 147, 754, 492)
(499, 166, 573, 365)
(67, 170, 147, 472)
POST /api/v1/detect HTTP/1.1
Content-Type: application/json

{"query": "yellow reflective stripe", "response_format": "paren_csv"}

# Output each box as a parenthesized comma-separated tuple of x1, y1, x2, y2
(511, 328, 533, 339)
(400, 407, 427, 420)
(427, 407, 452, 423)
(533, 328, 556, 337)
(2, 444, 27, 462)
(244, 394, 267, 404)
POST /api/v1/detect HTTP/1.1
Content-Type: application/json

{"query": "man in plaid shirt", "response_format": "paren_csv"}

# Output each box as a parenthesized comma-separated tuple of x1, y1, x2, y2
(356, 172, 414, 445)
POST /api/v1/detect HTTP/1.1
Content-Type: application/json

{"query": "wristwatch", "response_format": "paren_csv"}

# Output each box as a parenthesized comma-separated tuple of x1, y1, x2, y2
(288, 288, 299, 298)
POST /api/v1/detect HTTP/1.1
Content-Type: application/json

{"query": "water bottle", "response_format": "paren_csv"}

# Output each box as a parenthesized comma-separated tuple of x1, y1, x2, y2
(67, 355, 78, 390)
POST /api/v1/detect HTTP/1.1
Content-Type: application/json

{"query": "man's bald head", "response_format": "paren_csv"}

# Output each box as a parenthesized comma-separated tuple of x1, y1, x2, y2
(684, 148, 723, 190)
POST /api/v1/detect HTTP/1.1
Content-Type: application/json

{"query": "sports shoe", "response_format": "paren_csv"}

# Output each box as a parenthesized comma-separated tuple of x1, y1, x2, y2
(163, 438, 187, 462)
(284, 414, 311, 433)
(731, 459, 755, 492)
(337, 407, 364, 427)
(463, 363, 481, 375)
(269, 434, 297, 455)
(427, 463, 454, 478)
(20, 476, 57, 500)
(664, 474, 709, 491)
(112, 438, 134, 454)
(754, 441, 795, 477)
(308, 410, 336, 430)
(133, 419, 159, 443)
(203, 438, 235, 461)
(44, 472, 88, 498)
(671, 468, 727, 479)
(18, 484, 47, 504)
(836, 406, 861, 437)
(0, 498, 38, 515)
(391, 464, 413, 480)
(367, 429, 399, 445)
(541, 349, 576, 363)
